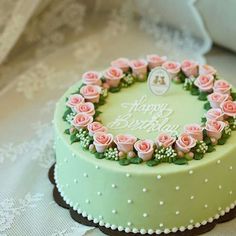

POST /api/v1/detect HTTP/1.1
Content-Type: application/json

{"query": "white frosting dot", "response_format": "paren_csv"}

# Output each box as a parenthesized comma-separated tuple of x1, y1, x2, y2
(64, 158, 68, 163)
(72, 153, 76, 157)
(125, 228, 131, 233)
(65, 184, 69, 188)
(176, 211, 180, 215)
(159, 201, 164, 205)
(97, 192, 102, 196)
(112, 209, 117, 214)
(126, 173, 131, 177)
(218, 207, 222, 211)
(217, 160, 221, 164)
(204, 204, 208, 208)
(127, 199, 133, 204)
(118, 226, 123, 231)
(111, 225, 117, 230)
(143, 213, 148, 218)
(157, 175, 162, 180)
(204, 178, 208, 183)
(175, 186, 180, 190)
(218, 185, 222, 189)
(83, 173, 88, 177)
(190, 195, 195, 200)
(148, 229, 154, 234)
(143, 188, 147, 192)
(140, 229, 146, 234)
(95, 165, 100, 169)
(159, 223, 164, 227)
(164, 229, 171, 234)
(98, 215, 103, 219)
(73, 179, 78, 183)
(85, 199, 90, 204)
(112, 184, 117, 188)
(189, 219, 194, 224)
(229, 166, 233, 170)
(229, 191, 233, 195)
(132, 228, 138, 233)
(189, 170, 193, 175)
(127, 222, 132, 226)
(156, 229, 162, 234)
(179, 226, 186, 232)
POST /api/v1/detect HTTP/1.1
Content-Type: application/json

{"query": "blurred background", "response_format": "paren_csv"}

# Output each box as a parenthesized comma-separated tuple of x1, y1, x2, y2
(0, 0, 236, 235)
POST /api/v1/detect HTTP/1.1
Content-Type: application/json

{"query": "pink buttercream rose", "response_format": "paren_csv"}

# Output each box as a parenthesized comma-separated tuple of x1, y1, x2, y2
(206, 108, 224, 121)
(129, 59, 148, 80)
(104, 66, 124, 88)
(208, 92, 229, 108)
(71, 113, 93, 129)
(87, 122, 107, 136)
(205, 120, 226, 140)
(111, 58, 130, 72)
(220, 101, 236, 117)
(147, 54, 167, 69)
(213, 80, 232, 95)
(199, 64, 217, 76)
(80, 85, 101, 103)
(156, 133, 176, 148)
(114, 134, 137, 153)
(181, 60, 198, 77)
(184, 124, 203, 141)
(175, 134, 197, 153)
(93, 132, 113, 153)
(162, 61, 181, 79)
(74, 102, 95, 116)
(134, 139, 154, 161)
(82, 71, 102, 86)
(194, 74, 214, 92)
(66, 94, 84, 108)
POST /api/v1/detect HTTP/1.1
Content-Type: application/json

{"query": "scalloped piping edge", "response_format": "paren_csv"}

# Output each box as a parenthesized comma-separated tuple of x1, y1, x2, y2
(54, 165, 236, 235)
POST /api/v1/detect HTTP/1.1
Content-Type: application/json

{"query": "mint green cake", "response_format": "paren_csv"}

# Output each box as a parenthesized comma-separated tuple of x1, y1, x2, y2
(54, 56, 236, 234)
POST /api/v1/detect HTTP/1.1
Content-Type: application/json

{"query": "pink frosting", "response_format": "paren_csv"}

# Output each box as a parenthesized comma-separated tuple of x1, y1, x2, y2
(82, 71, 102, 86)
(184, 124, 203, 141)
(147, 54, 167, 69)
(66, 94, 84, 108)
(87, 122, 107, 136)
(208, 92, 229, 108)
(213, 80, 232, 95)
(134, 139, 154, 161)
(129, 59, 148, 80)
(206, 108, 224, 121)
(181, 60, 198, 77)
(205, 120, 226, 140)
(199, 64, 217, 76)
(74, 102, 95, 116)
(111, 58, 130, 72)
(162, 61, 181, 78)
(194, 74, 214, 92)
(71, 113, 93, 129)
(156, 133, 176, 148)
(80, 85, 101, 103)
(104, 66, 124, 88)
(93, 132, 113, 153)
(220, 101, 236, 117)
(114, 134, 137, 153)
(175, 133, 197, 153)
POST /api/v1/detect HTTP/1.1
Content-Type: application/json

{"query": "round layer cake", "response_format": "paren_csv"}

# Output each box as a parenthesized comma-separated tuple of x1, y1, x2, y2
(53, 57, 236, 234)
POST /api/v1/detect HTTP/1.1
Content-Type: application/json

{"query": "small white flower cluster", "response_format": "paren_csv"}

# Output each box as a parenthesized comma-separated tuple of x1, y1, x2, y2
(154, 147, 177, 160)
(66, 112, 76, 123)
(104, 148, 119, 161)
(225, 125, 232, 135)
(122, 74, 134, 87)
(196, 141, 208, 154)
(80, 136, 91, 149)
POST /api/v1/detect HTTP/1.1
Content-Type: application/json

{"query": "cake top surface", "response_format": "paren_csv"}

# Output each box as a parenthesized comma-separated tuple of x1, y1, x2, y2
(56, 56, 236, 168)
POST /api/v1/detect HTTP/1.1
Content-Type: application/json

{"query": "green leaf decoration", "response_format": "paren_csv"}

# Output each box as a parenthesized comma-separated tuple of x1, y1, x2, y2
(95, 152, 105, 159)
(63, 108, 72, 121)
(203, 130, 212, 145)
(198, 91, 208, 101)
(70, 132, 79, 144)
(130, 157, 143, 164)
(64, 129, 70, 135)
(94, 110, 102, 119)
(203, 102, 211, 111)
(173, 158, 188, 165)
(217, 137, 227, 145)
(178, 71, 186, 83)
(190, 86, 200, 96)
(231, 92, 236, 101)
(207, 145, 215, 153)
(146, 159, 160, 167)
(194, 153, 204, 160)
(201, 117, 207, 124)
(109, 86, 121, 93)
(119, 158, 131, 166)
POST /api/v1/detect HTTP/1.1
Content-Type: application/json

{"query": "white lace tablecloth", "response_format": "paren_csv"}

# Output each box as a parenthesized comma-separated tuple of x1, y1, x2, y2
(0, 1, 236, 236)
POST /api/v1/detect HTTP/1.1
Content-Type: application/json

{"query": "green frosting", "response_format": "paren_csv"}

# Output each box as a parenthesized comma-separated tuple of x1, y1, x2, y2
(54, 81, 236, 232)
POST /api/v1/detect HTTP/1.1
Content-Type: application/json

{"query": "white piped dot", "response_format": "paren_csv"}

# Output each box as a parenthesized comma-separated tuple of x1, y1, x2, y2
(143, 213, 148, 218)
(140, 229, 146, 234)
(179, 226, 186, 232)
(111, 225, 117, 230)
(159, 201, 164, 205)
(112, 184, 117, 188)
(127, 199, 133, 204)
(217, 160, 221, 164)
(164, 228, 171, 234)
(175, 186, 180, 191)
(126, 173, 131, 177)
(95, 165, 100, 169)
(189, 170, 193, 175)
(97, 192, 102, 196)
(127, 222, 132, 226)
(229, 166, 233, 170)
(156, 229, 162, 234)
(172, 227, 178, 232)
(218, 185, 222, 189)
(73, 179, 78, 183)
(125, 228, 131, 233)
(229, 191, 233, 195)
(218, 207, 222, 211)
(85, 199, 90, 204)
(190, 195, 195, 200)
(143, 188, 147, 192)
(190, 219, 194, 224)
(112, 209, 117, 214)
(132, 228, 138, 233)
(148, 229, 154, 234)
(176, 211, 180, 215)
(83, 173, 88, 177)
(204, 178, 208, 183)
(65, 184, 69, 188)
(159, 223, 163, 227)
(118, 226, 123, 231)
(204, 204, 208, 208)
(64, 158, 68, 163)
(157, 175, 162, 180)
(72, 153, 76, 157)
(98, 215, 103, 219)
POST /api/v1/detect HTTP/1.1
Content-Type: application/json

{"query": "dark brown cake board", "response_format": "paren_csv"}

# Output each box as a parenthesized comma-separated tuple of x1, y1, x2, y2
(48, 163, 236, 236)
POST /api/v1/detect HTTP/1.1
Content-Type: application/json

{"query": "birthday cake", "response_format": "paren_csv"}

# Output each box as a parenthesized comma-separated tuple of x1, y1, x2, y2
(53, 56, 236, 235)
